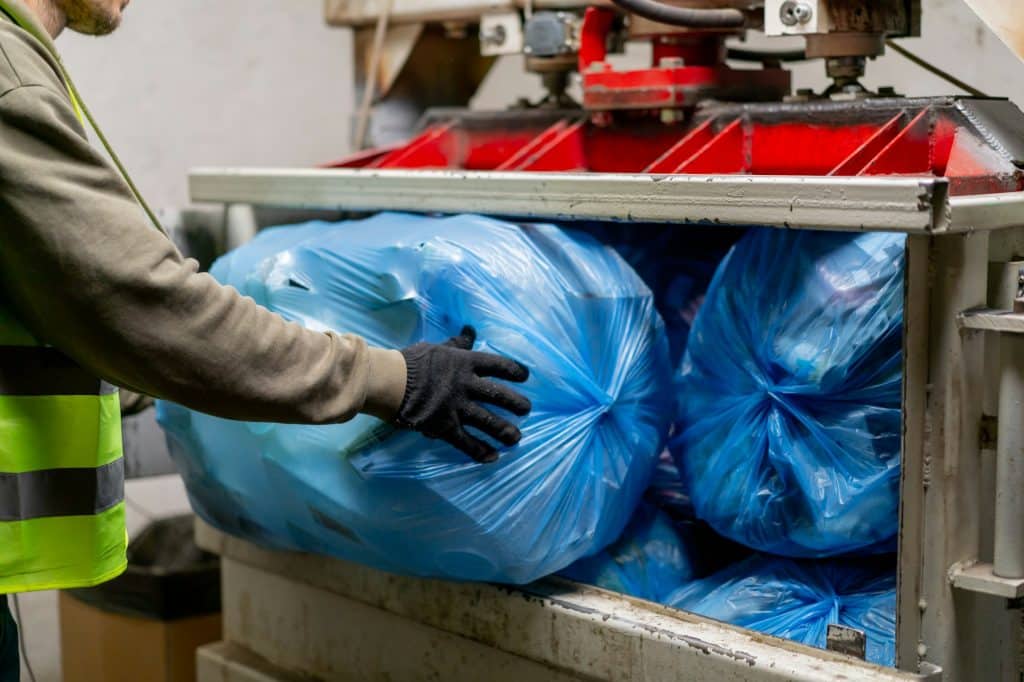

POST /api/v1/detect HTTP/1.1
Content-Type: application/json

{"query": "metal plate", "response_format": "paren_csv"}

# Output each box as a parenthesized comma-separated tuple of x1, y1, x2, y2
(189, 168, 956, 233)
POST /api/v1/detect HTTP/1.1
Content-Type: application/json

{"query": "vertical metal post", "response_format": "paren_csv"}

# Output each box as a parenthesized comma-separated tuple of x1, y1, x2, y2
(905, 232, 1006, 680)
(994, 331, 1024, 578)
(897, 235, 929, 672)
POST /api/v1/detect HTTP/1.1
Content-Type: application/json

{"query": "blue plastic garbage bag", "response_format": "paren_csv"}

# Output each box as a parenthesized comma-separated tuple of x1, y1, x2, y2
(671, 228, 905, 557)
(158, 213, 673, 584)
(581, 224, 742, 366)
(644, 449, 695, 520)
(562, 454, 750, 602)
(667, 555, 896, 667)
(559, 502, 701, 603)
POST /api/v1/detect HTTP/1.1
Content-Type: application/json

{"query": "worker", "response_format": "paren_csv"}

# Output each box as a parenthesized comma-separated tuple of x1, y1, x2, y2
(0, 0, 532, 677)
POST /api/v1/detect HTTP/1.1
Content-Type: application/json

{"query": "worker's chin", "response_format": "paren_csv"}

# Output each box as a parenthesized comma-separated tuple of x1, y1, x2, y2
(67, 11, 122, 36)
(62, 0, 125, 36)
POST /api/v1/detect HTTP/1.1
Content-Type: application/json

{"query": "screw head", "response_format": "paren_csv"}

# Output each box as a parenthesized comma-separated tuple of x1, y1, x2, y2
(793, 3, 813, 23)
(481, 24, 507, 46)
(780, 1, 813, 27)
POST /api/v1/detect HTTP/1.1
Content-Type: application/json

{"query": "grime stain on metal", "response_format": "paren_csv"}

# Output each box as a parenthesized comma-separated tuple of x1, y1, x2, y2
(517, 588, 761, 667)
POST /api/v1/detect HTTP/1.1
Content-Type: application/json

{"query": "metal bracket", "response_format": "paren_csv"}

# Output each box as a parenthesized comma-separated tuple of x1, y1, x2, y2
(765, 0, 827, 35)
(958, 308, 1024, 333)
(826, 624, 866, 660)
(950, 560, 1024, 599)
(480, 12, 523, 57)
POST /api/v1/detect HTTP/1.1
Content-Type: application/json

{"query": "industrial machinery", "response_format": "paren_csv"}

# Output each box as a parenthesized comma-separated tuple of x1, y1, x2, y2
(190, 1, 1024, 680)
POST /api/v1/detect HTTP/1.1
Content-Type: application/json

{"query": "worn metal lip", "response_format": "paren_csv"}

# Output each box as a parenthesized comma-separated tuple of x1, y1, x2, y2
(189, 167, 977, 234)
(197, 518, 930, 681)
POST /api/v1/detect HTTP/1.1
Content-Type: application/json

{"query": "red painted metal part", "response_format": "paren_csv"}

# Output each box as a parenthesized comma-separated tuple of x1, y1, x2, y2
(323, 100, 1024, 197)
(578, 7, 615, 72)
(577, 7, 790, 110)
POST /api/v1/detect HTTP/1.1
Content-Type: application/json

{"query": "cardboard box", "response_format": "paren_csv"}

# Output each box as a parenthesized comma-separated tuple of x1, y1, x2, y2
(59, 592, 221, 682)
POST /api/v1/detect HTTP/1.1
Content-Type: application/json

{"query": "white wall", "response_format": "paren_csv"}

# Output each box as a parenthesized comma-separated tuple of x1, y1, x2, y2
(59, 0, 354, 211)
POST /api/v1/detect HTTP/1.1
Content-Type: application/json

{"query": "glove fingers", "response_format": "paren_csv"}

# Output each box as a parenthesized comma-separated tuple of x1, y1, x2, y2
(462, 403, 522, 447)
(446, 426, 499, 464)
(445, 326, 477, 350)
(468, 377, 532, 416)
(473, 353, 530, 382)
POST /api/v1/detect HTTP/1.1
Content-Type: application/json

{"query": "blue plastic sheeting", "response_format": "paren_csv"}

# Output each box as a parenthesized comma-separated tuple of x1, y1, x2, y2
(158, 213, 673, 584)
(667, 555, 897, 667)
(672, 229, 905, 557)
(560, 502, 702, 603)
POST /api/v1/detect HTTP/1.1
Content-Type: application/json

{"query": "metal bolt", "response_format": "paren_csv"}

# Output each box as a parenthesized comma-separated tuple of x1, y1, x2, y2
(660, 108, 684, 125)
(481, 24, 507, 47)
(780, 1, 813, 27)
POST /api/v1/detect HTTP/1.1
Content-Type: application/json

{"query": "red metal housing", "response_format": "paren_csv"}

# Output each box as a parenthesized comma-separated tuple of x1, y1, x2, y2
(577, 8, 791, 110)
(324, 98, 1024, 197)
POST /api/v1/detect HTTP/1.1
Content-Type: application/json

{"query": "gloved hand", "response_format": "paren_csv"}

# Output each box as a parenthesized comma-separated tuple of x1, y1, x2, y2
(397, 326, 531, 463)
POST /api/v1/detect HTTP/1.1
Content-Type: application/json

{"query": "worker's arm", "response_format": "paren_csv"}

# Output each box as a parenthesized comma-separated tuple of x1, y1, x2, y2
(0, 81, 530, 459)
(0, 82, 404, 424)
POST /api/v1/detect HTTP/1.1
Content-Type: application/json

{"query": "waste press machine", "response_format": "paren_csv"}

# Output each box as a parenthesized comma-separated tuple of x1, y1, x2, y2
(189, 1, 1024, 680)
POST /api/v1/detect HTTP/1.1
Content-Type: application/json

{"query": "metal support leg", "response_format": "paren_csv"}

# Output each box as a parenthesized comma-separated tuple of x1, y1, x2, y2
(995, 333, 1024, 578)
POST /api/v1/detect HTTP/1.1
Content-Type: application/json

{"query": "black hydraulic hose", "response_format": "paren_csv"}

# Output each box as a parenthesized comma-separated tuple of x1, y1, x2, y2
(726, 47, 808, 62)
(608, 0, 746, 28)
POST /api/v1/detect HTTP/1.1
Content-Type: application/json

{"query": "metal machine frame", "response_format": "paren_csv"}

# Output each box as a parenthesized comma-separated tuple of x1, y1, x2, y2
(189, 166, 1024, 680)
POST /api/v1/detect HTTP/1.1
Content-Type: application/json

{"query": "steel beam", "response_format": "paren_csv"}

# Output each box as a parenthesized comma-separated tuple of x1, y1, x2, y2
(189, 168, 954, 233)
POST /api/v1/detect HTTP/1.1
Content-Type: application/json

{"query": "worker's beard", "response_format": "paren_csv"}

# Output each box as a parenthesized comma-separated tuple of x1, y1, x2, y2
(56, 0, 125, 35)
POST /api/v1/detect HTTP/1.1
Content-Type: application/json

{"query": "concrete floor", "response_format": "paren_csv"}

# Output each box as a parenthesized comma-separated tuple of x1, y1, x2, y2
(13, 475, 193, 682)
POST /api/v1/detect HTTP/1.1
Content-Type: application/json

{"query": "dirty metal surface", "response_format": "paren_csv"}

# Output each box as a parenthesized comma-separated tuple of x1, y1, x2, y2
(197, 520, 923, 682)
(190, 168, 953, 233)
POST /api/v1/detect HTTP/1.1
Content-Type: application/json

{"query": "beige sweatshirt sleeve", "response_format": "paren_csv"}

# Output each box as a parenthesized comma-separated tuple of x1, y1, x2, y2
(0, 64, 406, 424)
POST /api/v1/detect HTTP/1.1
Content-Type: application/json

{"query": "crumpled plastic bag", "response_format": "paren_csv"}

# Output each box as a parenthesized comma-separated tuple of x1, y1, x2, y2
(158, 213, 673, 584)
(562, 450, 750, 603)
(671, 229, 905, 557)
(667, 555, 897, 667)
(559, 502, 701, 603)
(644, 450, 695, 521)
(582, 223, 742, 367)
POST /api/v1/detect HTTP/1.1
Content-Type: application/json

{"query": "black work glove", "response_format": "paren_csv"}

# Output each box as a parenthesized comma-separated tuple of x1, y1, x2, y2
(397, 326, 531, 463)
